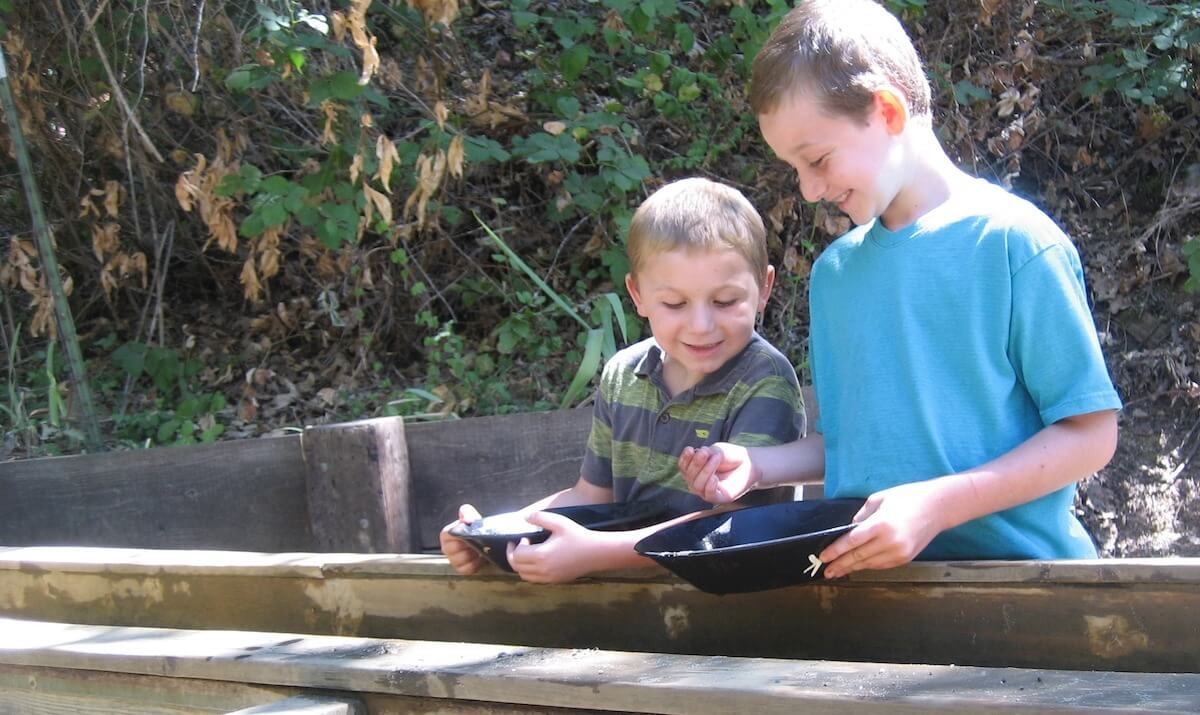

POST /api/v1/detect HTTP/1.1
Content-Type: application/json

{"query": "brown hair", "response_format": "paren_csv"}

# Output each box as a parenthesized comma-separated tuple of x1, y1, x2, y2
(627, 177, 769, 287)
(750, 0, 931, 122)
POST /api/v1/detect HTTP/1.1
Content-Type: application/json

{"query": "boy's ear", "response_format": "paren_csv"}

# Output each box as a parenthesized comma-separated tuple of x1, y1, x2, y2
(874, 88, 908, 135)
(625, 273, 648, 317)
(758, 265, 776, 312)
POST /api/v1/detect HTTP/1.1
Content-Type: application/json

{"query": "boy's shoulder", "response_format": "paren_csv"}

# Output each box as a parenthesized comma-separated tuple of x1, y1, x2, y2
(815, 178, 1075, 270)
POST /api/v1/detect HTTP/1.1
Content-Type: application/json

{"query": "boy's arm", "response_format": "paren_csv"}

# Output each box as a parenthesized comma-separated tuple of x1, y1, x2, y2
(819, 409, 1118, 578)
(680, 433, 826, 503)
(508, 507, 727, 584)
(438, 476, 612, 575)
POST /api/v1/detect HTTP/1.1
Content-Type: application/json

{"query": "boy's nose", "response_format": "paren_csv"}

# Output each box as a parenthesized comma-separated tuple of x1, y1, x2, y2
(688, 306, 715, 332)
(796, 169, 825, 203)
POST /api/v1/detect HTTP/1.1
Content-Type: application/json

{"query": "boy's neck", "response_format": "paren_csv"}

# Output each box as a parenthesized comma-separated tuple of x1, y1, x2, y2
(879, 125, 968, 231)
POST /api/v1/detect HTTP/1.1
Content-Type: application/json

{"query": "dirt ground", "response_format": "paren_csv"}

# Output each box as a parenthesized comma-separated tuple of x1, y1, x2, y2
(1082, 396, 1200, 557)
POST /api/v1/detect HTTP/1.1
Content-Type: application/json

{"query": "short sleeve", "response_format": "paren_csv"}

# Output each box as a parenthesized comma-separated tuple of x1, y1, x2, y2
(1008, 243, 1122, 425)
(580, 371, 616, 488)
(724, 361, 805, 448)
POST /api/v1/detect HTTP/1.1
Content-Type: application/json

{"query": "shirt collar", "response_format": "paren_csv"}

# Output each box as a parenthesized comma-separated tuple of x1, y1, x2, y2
(634, 334, 760, 401)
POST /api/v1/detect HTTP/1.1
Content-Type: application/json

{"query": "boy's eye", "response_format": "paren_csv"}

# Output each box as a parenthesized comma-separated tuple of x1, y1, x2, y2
(662, 301, 685, 310)
(810, 154, 829, 169)
(713, 299, 737, 308)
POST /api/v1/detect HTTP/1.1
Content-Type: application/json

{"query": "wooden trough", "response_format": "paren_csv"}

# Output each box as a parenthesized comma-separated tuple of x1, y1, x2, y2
(2, 408, 1200, 713)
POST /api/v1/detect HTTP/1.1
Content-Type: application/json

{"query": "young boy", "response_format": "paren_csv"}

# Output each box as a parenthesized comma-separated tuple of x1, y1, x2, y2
(441, 177, 805, 583)
(679, 0, 1122, 579)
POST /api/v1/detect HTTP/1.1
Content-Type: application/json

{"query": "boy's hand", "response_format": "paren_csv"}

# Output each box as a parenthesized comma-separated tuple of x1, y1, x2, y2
(439, 504, 488, 575)
(679, 443, 758, 503)
(818, 480, 950, 579)
(506, 510, 605, 584)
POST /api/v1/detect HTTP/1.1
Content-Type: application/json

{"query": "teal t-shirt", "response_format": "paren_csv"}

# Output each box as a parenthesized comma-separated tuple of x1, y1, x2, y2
(809, 178, 1122, 560)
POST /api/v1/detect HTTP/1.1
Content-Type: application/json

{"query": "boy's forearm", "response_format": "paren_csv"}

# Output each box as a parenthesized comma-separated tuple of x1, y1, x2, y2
(931, 410, 1119, 532)
(520, 478, 612, 515)
(579, 508, 731, 574)
(750, 434, 826, 489)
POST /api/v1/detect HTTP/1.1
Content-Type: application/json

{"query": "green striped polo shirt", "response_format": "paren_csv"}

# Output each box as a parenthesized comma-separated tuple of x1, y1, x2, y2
(581, 332, 805, 516)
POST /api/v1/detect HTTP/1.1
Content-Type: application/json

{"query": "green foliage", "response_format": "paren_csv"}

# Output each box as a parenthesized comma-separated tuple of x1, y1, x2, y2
(110, 342, 226, 446)
(1044, 0, 1199, 106)
(479, 218, 629, 408)
(1184, 238, 1200, 293)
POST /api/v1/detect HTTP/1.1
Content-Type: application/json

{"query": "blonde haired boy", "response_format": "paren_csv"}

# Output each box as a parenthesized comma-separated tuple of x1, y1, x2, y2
(681, 0, 1122, 577)
(442, 177, 804, 583)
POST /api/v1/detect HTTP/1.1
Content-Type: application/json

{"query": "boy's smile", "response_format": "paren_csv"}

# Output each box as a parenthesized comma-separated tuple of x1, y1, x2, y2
(626, 247, 773, 395)
(758, 90, 911, 229)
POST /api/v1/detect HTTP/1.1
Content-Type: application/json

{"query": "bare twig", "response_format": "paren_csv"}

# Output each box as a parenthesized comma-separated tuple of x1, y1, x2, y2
(191, 0, 206, 91)
(83, 0, 164, 162)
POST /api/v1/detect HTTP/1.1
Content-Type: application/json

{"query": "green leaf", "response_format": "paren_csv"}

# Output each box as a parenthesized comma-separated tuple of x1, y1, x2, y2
(677, 82, 701, 102)
(952, 79, 991, 105)
(556, 96, 582, 117)
(674, 23, 695, 53)
(560, 44, 591, 82)
(225, 66, 255, 92)
(601, 292, 629, 343)
(560, 328, 605, 408)
(157, 419, 181, 444)
(111, 342, 147, 378)
(513, 10, 540, 28)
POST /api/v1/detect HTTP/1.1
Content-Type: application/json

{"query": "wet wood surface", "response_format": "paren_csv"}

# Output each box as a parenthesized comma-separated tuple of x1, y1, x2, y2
(4, 617, 1200, 714)
(3, 547, 1198, 674)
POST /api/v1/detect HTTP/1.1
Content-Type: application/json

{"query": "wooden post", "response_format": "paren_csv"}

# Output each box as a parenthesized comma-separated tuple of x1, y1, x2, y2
(302, 417, 413, 553)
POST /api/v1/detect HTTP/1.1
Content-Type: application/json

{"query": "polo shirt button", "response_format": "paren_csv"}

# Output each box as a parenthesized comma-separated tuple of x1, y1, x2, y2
(658, 413, 669, 424)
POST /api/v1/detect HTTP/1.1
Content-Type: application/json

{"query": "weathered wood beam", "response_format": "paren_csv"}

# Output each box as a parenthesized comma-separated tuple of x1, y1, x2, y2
(4, 617, 1200, 714)
(2, 547, 1198, 674)
(302, 418, 413, 553)
(0, 438, 310, 551)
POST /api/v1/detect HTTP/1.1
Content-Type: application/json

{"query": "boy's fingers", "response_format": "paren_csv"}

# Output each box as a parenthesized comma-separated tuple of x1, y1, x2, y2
(458, 504, 482, 524)
(524, 510, 572, 532)
(818, 524, 871, 564)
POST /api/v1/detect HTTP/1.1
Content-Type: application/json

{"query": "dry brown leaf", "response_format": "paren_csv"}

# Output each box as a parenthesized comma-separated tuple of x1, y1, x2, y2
(78, 194, 99, 219)
(978, 0, 1003, 27)
(241, 257, 263, 302)
(360, 35, 380, 86)
(465, 69, 492, 119)
(91, 223, 120, 261)
(434, 100, 448, 130)
(404, 150, 447, 228)
(409, 0, 460, 27)
(165, 90, 197, 116)
(543, 121, 567, 136)
(330, 11, 347, 42)
(350, 152, 364, 184)
(103, 180, 122, 217)
(447, 135, 465, 179)
(363, 183, 394, 227)
(320, 101, 340, 146)
(376, 136, 400, 192)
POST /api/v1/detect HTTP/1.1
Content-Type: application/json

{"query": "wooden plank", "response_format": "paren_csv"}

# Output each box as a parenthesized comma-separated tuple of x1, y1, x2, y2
(405, 409, 593, 550)
(226, 695, 364, 714)
(3, 547, 1199, 673)
(4, 618, 1200, 714)
(302, 418, 413, 553)
(0, 662, 596, 715)
(0, 662, 300, 714)
(0, 437, 311, 552)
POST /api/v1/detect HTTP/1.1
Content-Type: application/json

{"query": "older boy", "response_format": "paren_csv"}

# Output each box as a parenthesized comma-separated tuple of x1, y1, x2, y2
(680, 0, 1122, 578)
(441, 177, 805, 583)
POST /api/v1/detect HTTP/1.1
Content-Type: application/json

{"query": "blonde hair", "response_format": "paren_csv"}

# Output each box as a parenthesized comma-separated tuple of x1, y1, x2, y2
(627, 177, 769, 287)
(750, 0, 931, 123)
